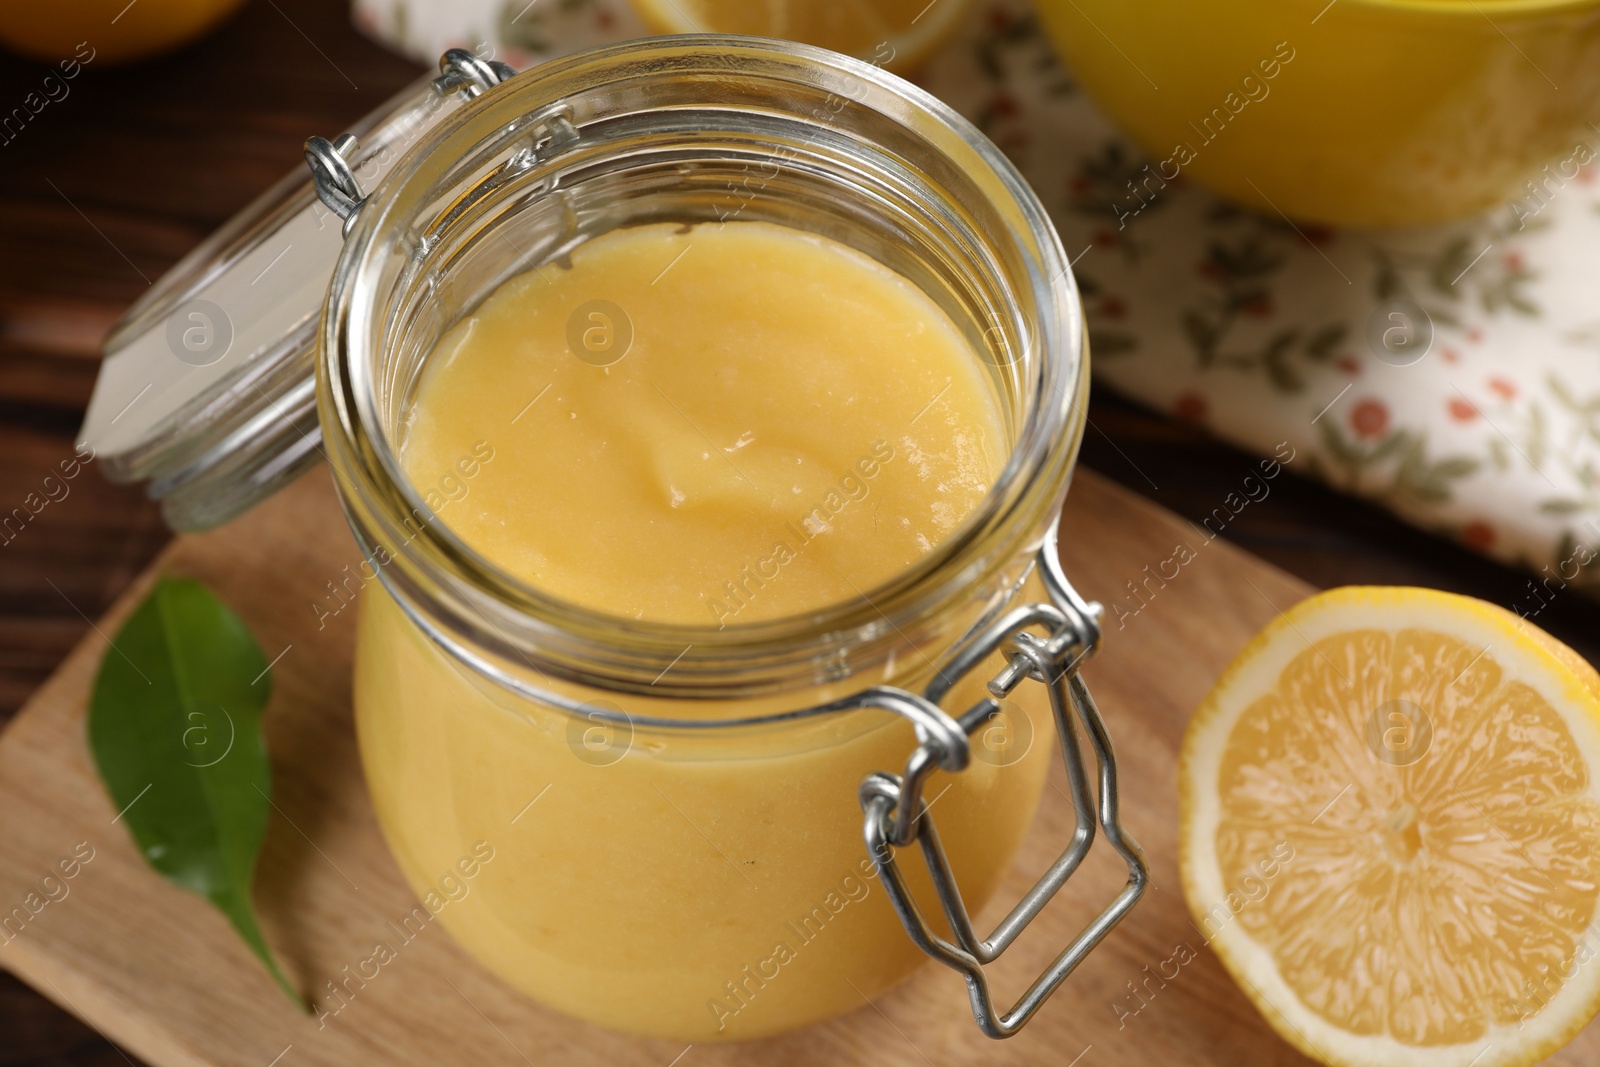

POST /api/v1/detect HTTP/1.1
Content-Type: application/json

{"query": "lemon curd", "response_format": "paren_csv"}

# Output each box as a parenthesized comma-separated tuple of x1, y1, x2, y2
(353, 221, 1056, 1039)
(399, 221, 1001, 625)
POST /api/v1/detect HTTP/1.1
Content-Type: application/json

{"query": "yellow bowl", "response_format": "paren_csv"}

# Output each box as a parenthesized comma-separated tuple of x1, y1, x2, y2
(1033, 0, 1600, 227)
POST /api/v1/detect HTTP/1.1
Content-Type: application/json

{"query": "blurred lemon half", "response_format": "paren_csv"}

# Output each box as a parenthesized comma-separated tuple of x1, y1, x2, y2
(1180, 586, 1600, 1067)
(628, 0, 970, 73)
(0, 0, 247, 66)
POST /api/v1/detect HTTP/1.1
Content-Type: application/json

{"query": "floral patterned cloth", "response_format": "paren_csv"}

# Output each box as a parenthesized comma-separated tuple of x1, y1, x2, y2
(355, 0, 1600, 599)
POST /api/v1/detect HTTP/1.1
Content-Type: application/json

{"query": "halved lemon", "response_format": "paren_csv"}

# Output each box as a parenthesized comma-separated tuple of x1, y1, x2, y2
(1180, 586, 1600, 1067)
(0, 0, 247, 65)
(627, 0, 971, 73)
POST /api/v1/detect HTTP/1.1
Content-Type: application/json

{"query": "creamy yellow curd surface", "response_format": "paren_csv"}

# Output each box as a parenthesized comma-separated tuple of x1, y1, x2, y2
(401, 220, 1001, 625)
(354, 221, 1056, 1039)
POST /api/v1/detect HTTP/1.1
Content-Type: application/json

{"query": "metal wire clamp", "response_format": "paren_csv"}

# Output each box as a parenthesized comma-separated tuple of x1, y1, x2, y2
(858, 522, 1148, 1038)
(304, 48, 517, 234)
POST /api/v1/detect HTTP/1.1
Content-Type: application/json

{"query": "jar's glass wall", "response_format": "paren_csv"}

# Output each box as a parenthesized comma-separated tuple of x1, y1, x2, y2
(355, 571, 1057, 1040)
(318, 38, 1087, 1041)
(322, 40, 1084, 698)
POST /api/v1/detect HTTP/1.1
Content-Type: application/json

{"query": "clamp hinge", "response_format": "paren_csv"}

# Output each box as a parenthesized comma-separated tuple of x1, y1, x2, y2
(304, 48, 519, 234)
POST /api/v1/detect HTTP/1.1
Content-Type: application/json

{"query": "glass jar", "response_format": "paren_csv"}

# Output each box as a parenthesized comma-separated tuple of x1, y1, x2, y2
(82, 38, 1144, 1042)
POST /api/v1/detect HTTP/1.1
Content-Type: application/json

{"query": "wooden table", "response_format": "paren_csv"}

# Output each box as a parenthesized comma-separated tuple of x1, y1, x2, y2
(3, 2, 1599, 1062)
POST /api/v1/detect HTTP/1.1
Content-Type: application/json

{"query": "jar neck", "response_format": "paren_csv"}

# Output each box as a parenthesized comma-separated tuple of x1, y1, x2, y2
(318, 37, 1086, 705)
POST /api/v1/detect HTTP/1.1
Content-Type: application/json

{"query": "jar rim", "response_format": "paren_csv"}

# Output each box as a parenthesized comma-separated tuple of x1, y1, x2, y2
(319, 35, 1087, 707)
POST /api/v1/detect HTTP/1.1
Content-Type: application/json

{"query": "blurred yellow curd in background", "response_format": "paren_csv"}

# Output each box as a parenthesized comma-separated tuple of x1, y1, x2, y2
(1034, 0, 1600, 226)
(354, 221, 1055, 1038)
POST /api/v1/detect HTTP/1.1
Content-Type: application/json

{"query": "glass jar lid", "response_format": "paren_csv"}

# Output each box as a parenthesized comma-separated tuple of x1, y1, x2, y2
(77, 50, 516, 531)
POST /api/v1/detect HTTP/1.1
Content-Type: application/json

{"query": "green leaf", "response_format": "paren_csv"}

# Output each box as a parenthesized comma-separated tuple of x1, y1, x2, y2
(1367, 428, 1413, 465)
(1527, 403, 1547, 470)
(1430, 456, 1481, 480)
(1507, 289, 1541, 317)
(1261, 330, 1304, 393)
(1393, 437, 1429, 496)
(88, 577, 304, 1011)
(1318, 418, 1361, 465)
(1430, 236, 1474, 296)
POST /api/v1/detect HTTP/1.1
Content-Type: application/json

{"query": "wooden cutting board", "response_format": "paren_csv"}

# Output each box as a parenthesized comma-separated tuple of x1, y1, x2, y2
(1, 467, 1593, 1067)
